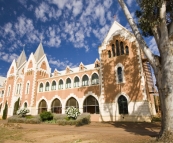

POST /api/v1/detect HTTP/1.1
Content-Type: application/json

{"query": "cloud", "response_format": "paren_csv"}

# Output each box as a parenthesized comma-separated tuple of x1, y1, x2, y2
(94, 4, 106, 25)
(3, 23, 15, 38)
(72, 0, 83, 17)
(48, 0, 69, 9)
(0, 52, 18, 63)
(103, 0, 113, 9)
(49, 57, 78, 70)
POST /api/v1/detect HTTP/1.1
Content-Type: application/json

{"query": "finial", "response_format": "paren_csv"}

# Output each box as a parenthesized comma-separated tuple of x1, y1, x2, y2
(22, 44, 25, 51)
(40, 34, 43, 43)
(113, 15, 116, 21)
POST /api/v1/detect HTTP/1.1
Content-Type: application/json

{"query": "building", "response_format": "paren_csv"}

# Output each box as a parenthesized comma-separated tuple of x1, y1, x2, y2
(0, 21, 156, 121)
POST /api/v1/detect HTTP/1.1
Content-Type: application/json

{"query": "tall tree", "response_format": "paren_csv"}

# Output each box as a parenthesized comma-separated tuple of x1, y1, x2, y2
(118, 0, 173, 139)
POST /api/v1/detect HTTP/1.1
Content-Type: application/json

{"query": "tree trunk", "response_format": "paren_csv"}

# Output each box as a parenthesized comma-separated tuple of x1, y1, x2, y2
(118, 0, 173, 139)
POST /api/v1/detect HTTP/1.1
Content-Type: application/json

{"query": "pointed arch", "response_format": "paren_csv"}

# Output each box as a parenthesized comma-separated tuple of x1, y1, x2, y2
(116, 40, 120, 56)
(38, 99, 47, 114)
(39, 83, 44, 92)
(45, 82, 50, 91)
(112, 44, 116, 57)
(74, 76, 80, 87)
(51, 98, 62, 114)
(108, 50, 111, 58)
(58, 79, 64, 89)
(120, 42, 124, 55)
(125, 46, 129, 55)
(51, 80, 56, 90)
(66, 97, 79, 109)
(91, 73, 99, 85)
(82, 75, 89, 86)
(66, 78, 71, 88)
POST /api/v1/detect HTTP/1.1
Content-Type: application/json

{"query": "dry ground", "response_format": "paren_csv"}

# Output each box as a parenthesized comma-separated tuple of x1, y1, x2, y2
(0, 120, 160, 143)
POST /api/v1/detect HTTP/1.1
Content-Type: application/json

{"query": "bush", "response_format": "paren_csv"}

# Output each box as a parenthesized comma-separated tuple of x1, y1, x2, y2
(2, 101, 8, 120)
(8, 115, 41, 124)
(40, 111, 53, 121)
(53, 113, 90, 126)
(65, 106, 80, 119)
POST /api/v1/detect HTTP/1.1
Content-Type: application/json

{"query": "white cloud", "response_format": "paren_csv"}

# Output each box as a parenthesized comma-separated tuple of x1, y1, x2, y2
(0, 52, 18, 63)
(49, 57, 78, 70)
(48, 0, 69, 9)
(4, 23, 15, 38)
(94, 4, 106, 25)
(103, 0, 113, 9)
(72, 0, 83, 17)
(35, 2, 49, 22)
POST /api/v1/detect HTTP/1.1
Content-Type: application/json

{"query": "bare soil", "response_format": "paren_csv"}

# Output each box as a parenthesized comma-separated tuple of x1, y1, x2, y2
(0, 120, 160, 143)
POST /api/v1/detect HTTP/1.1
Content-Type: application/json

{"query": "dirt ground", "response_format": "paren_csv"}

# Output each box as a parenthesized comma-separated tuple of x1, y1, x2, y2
(0, 120, 160, 143)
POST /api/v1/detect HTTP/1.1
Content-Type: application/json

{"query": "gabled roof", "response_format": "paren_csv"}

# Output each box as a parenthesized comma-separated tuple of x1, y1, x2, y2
(34, 43, 45, 62)
(99, 21, 135, 50)
(16, 50, 27, 68)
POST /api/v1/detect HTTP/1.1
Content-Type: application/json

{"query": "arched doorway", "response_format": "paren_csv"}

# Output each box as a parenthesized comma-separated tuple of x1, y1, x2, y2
(118, 95, 128, 114)
(38, 99, 47, 114)
(51, 98, 62, 114)
(83, 95, 99, 114)
(66, 97, 79, 109)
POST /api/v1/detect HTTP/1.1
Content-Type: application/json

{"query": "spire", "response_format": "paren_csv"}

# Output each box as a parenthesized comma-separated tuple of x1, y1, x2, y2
(34, 42, 45, 62)
(16, 49, 27, 68)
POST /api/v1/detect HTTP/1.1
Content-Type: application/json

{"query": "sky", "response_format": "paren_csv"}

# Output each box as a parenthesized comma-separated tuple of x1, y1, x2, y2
(0, 0, 159, 77)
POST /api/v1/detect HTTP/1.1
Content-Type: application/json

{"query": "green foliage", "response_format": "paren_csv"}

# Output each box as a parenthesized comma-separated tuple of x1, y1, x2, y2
(8, 115, 41, 124)
(135, 0, 173, 37)
(40, 111, 53, 121)
(2, 101, 8, 120)
(13, 98, 20, 115)
(65, 106, 80, 119)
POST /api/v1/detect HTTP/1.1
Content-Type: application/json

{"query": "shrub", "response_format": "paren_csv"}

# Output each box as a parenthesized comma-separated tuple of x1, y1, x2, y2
(17, 108, 29, 117)
(13, 98, 20, 115)
(40, 111, 53, 121)
(65, 106, 80, 119)
(8, 115, 41, 124)
(2, 101, 8, 120)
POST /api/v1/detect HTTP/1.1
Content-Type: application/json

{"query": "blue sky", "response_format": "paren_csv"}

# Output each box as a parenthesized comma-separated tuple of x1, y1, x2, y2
(0, 0, 158, 77)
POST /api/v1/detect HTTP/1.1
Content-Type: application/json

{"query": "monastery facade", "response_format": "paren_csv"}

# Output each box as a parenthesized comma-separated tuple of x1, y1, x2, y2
(0, 21, 156, 121)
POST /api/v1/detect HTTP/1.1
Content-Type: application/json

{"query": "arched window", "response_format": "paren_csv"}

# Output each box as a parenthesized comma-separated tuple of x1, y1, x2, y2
(45, 82, 50, 91)
(66, 78, 71, 88)
(74, 76, 80, 87)
(58, 79, 63, 89)
(112, 44, 116, 57)
(51, 81, 56, 90)
(118, 95, 128, 114)
(51, 98, 62, 114)
(24, 102, 27, 108)
(125, 46, 129, 55)
(38, 100, 47, 114)
(91, 73, 99, 85)
(117, 67, 123, 83)
(39, 83, 43, 92)
(116, 40, 120, 56)
(19, 84, 21, 94)
(66, 97, 79, 109)
(83, 96, 99, 114)
(108, 50, 111, 58)
(2, 90, 4, 97)
(120, 42, 124, 55)
(82, 75, 89, 86)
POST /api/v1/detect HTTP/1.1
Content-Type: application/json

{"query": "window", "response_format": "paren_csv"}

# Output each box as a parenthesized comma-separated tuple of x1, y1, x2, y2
(125, 46, 129, 55)
(74, 76, 80, 87)
(39, 83, 43, 92)
(120, 42, 124, 55)
(108, 50, 111, 58)
(118, 95, 128, 114)
(117, 67, 123, 83)
(58, 79, 63, 89)
(112, 44, 116, 57)
(116, 40, 120, 56)
(91, 73, 99, 85)
(51, 99, 62, 114)
(24, 102, 27, 108)
(83, 95, 99, 114)
(19, 84, 21, 94)
(7, 86, 11, 96)
(82, 75, 89, 86)
(38, 100, 47, 114)
(51, 81, 56, 90)
(16, 84, 19, 94)
(66, 78, 71, 88)
(66, 97, 79, 109)
(26, 82, 30, 94)
(45, 82, 50, 91)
